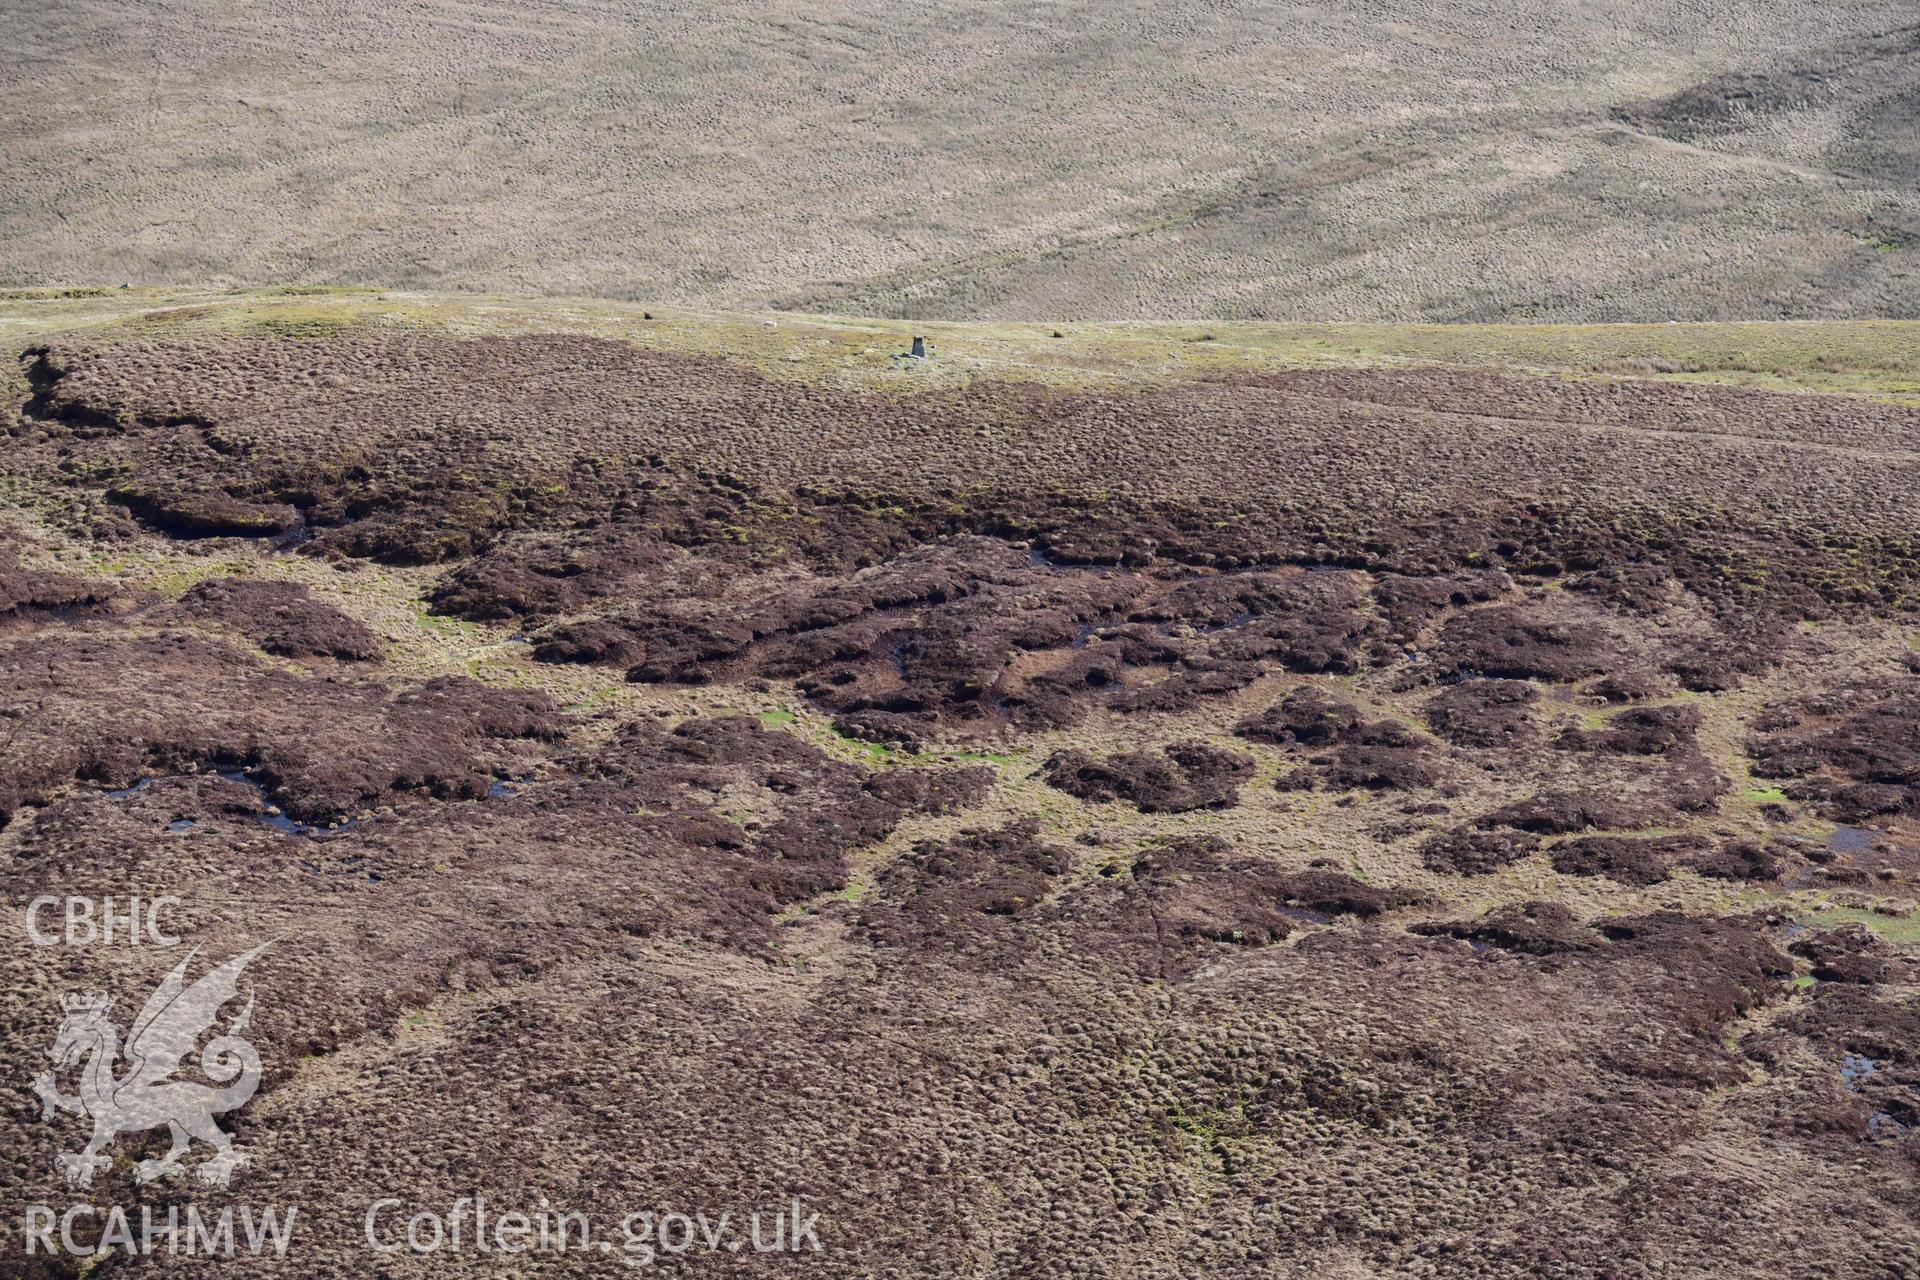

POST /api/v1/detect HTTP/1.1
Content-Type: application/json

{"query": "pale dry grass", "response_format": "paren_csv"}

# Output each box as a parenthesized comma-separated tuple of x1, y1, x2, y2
(1, 1, 1915, 321)
(6, 286, 1920, 405)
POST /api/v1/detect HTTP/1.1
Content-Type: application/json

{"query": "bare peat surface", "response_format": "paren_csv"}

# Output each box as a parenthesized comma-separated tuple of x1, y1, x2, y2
(4, 332, 1920, 1277)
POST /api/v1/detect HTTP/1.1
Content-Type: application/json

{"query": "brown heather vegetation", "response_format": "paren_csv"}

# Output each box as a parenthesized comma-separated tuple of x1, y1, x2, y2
(3, 316, 1919, 1276)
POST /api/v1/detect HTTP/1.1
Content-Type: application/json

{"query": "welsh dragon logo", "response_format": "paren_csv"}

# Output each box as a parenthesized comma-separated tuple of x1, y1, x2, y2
(32, 944, 270, 1188)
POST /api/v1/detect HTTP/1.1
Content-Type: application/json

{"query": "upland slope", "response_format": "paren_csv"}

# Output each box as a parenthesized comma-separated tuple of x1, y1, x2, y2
(2, 2, 1917, 320)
